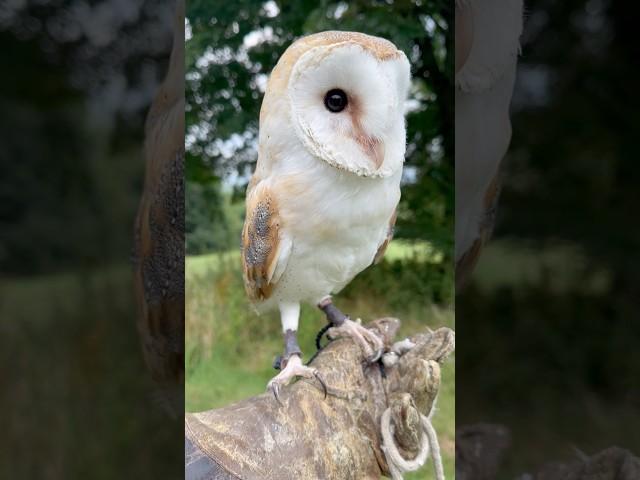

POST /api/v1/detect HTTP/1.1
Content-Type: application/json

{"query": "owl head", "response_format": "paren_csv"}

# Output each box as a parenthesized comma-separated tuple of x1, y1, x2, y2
(261, 31, 411, 178)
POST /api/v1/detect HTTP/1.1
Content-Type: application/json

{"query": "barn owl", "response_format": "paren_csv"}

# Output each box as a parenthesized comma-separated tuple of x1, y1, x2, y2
(241, 31, 411, 399)
(455, 0, 523, 287)
(133, 0, 184, 416)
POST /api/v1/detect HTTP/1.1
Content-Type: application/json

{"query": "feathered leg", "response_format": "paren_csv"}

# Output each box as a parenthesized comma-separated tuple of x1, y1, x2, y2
(267, 302, 326, 403)
(317, 296, 384, 362)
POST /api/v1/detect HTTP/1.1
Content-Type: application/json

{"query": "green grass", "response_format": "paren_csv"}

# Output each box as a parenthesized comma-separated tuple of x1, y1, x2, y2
(0, 264, 182, 479)
(471, 239, 611, 294)
(459, 239, 639, 478)
(186, 240, 455, 479)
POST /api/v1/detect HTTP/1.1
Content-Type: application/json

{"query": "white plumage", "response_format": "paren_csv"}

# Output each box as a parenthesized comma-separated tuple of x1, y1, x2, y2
(250, 167, 401, 312)
(455, 0, 524, 286)
(241, 31, 410, 394)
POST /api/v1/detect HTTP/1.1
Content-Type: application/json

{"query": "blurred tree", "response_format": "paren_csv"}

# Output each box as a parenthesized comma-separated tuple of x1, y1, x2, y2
(186, 179, 230, 254)
(500, 0, 640, 298)
(498, 0, 640, 403)
(0, 0, 174, 275)
(186, 0, 454, 256)
(457, 0, 640, 472)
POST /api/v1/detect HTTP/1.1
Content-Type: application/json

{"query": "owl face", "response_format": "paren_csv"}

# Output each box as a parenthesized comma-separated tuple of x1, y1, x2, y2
(263, 32, 411, 178)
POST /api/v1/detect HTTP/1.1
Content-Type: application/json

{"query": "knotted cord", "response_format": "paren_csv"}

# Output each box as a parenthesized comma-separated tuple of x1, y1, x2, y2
(380, 398, 445, 480)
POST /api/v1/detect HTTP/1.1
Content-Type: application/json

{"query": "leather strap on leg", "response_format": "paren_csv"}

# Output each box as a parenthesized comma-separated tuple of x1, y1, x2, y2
(281, 329, 302, 369)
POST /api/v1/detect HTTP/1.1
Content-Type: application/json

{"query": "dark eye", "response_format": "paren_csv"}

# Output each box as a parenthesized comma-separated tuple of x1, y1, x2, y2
(324, 89, 348, 113)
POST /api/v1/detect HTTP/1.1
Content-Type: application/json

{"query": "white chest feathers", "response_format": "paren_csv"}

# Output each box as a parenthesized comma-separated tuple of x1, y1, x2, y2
(272, 167, 400, 305)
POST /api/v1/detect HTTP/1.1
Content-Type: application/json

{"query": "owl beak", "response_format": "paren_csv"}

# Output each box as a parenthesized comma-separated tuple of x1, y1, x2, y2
(347, 97, 386, 170)
(360, 137, 385, 170)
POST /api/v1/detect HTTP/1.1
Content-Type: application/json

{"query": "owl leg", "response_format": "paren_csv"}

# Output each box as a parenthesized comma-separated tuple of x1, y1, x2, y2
(267, 302, 326, 404)
(317, 296, 348, 326)
(317, 296, 384, 362)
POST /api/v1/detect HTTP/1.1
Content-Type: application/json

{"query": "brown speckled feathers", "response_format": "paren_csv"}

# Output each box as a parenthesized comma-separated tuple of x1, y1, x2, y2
(241, 187, 283, 302)
(132, 0, 184, 413)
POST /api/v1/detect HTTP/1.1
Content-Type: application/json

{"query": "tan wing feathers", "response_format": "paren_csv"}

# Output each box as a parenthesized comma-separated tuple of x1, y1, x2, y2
(455, 173, 501, 288)
(373, 208, 398, 265)
(242, 184, 286, 302)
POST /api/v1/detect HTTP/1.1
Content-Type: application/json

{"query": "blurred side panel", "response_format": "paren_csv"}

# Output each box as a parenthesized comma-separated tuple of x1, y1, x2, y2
(0, 0, 184, 477)
(456, 0, 640, 477)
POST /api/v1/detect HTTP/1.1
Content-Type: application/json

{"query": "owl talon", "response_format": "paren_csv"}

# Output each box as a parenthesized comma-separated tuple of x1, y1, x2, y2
(328, 318, 385, 364)
(313, 371, 328, 399)
(368, 347, 384, 363)
(269, 382, 282, 405)
(266, 354, 321, 405)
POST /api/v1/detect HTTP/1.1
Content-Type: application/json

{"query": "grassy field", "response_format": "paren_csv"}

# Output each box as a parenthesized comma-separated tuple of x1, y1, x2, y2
(186, 240, 455, 479)
(0, 265, 183, 479)
(458, 239, 640, 477)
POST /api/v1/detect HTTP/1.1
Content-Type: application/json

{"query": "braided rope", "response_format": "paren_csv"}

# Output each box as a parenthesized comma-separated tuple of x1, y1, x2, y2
(380, 401, 445, 480)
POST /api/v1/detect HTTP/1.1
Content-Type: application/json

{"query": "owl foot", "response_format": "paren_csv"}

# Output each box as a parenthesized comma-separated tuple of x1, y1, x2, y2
(267, 354, 327, 405)
(327, 318, 384, 363)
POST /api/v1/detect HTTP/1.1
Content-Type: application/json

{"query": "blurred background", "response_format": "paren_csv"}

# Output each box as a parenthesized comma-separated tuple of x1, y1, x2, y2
(185, 0, 455, 477)
(457, 0, 640, 475)
(0, 0, 183, 478)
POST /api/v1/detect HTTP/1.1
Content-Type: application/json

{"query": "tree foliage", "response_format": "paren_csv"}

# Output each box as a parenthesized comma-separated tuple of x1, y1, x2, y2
(457, 0, 640, 471)
(0, 1, 173, 274)
(186, 0, 454, 255)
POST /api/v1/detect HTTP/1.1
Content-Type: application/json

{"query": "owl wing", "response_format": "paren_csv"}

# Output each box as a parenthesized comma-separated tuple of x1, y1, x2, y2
(373, 208, 398, 265)
(241, 182, 292, 302)
(455, 0, 523, 93)
(455, 173, 500, 288)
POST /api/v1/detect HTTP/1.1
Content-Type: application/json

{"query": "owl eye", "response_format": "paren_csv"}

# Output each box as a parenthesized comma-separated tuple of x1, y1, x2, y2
(324, 89, 348, 113)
